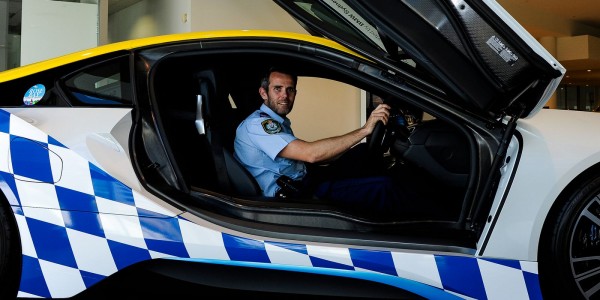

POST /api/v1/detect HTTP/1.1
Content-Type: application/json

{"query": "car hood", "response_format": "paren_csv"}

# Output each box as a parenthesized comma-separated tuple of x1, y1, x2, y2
(274, 0, 566, 119)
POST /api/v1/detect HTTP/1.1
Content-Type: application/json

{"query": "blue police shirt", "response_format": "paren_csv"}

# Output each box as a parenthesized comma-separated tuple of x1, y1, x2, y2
(234, 104, 307, 197)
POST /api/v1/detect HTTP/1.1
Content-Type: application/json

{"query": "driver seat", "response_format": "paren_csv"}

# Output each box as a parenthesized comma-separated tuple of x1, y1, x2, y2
(194, 70, 262, 196)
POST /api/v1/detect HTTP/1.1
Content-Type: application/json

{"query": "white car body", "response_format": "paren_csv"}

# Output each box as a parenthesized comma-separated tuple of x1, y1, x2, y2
(485, 109, 600, 259)
(4, 1, 598, 299)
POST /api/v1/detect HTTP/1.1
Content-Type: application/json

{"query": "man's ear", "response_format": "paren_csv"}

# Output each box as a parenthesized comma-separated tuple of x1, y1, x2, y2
(259, 87, 268, 100)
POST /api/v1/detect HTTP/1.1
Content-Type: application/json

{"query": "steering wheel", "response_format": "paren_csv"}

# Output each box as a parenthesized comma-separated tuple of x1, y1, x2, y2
(367, 107, 413, 158)
(367, 120, 387, 158)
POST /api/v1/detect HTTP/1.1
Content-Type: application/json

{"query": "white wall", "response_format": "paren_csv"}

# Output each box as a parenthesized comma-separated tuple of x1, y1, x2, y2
(21, 0, 98, 65)
(108, 0, 306, 44)
(108, 0, 362, 141)
(109, 0, 191, 42)
(289, 77, 362, 142)
(189, 0, 306, 33)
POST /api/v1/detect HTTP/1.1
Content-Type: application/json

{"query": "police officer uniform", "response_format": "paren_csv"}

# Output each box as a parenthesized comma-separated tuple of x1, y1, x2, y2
(234, 104, 306, 197)
(235, 104, 411, 220)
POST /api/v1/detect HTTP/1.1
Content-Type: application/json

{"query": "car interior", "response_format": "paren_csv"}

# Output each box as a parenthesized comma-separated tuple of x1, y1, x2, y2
(145, 49, 475, 245)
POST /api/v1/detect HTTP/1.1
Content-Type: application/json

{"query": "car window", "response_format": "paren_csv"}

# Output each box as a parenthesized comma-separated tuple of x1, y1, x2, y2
(62, 55, 133, 106)
(0, 68, 69, 107)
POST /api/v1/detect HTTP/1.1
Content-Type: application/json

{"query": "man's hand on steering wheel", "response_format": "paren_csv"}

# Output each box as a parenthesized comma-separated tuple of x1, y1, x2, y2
(365, 104, 391, 159)
(364, 104, 391, 134)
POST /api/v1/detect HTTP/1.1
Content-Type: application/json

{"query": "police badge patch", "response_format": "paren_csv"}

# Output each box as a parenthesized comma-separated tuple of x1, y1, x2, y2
(261, 119, 282, 134)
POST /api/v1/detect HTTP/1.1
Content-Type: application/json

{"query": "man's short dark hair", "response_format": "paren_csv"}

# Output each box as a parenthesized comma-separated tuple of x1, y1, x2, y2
(260, 66, 298, 90)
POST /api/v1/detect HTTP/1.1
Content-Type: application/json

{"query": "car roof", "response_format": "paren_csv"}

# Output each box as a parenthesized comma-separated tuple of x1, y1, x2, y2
(0, 30, 360, 83)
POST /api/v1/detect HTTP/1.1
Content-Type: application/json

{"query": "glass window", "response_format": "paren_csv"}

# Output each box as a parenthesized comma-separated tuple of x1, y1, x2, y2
(0, 0, 22, 71)
(556, 84, 600, 112)
(0, 67, 68, 107)
(63, 55, 133, 106)
(0, 53, 132, 107)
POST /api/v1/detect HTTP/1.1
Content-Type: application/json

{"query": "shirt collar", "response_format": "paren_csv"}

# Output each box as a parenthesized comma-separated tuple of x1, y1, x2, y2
(260, 104, 288, 124)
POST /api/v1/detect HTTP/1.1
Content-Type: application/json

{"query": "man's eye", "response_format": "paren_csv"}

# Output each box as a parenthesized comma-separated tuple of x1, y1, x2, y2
(272, 86, 296, 94)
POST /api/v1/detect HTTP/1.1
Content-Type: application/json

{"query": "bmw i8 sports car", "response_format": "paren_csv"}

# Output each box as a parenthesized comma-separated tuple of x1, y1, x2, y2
(3, 0, 599, 299)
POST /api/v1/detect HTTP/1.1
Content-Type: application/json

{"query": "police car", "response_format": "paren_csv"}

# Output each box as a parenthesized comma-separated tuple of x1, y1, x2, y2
(1, 0, 595, 299)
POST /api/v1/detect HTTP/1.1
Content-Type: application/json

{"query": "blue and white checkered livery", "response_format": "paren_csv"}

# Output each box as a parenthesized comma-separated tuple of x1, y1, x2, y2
(0, 109, 542, 299)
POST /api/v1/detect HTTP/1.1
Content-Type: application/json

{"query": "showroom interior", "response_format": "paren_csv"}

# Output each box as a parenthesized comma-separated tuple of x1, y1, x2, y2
(1, 0, 600, 114)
